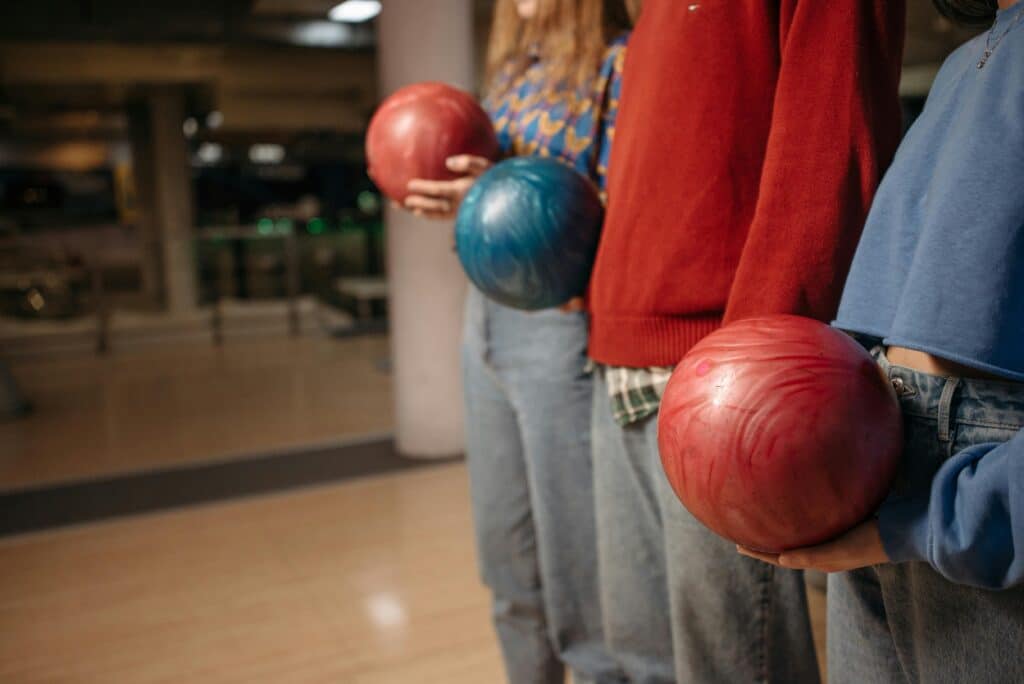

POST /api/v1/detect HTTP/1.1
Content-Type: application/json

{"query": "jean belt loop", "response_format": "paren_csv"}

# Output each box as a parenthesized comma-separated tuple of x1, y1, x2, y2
(937, 376, 961, 443)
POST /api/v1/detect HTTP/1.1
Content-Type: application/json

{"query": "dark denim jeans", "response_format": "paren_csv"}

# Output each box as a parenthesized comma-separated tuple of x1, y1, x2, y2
(829, 350, 1024, 683)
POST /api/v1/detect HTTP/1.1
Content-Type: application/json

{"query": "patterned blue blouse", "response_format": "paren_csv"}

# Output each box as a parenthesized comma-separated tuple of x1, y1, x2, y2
(483, 34, 629, 195)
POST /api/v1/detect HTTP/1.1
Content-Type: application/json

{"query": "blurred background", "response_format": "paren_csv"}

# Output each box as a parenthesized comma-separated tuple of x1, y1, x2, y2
(0, 1, 978, 682)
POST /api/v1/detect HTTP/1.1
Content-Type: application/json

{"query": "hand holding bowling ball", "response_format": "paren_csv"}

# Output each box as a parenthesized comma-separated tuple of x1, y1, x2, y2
(657, 315, 903, 553)
(736, 515, 890, 573)
(366, 82, 499, 204)
(455, 156, 604, 311)
(403, 155, 493, 220)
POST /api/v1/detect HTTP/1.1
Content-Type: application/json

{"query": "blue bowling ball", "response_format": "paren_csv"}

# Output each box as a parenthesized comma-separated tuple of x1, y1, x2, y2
(455, 157, 604, 311)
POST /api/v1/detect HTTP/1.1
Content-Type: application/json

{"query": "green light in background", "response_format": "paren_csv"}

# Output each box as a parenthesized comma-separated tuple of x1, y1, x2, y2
(256, 217, 274, 235)
(275, 218, 294, 234)
(357, 190, 381, 215)
(307, 217, 326, 234)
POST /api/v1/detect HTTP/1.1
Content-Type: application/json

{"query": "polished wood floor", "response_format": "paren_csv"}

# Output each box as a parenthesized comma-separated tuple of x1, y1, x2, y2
(1, 333, 827, 682)
(808, 579, 827, 676)
(0, 462, 828, 683)
(1, 335, 393, 490)
(0, 464, 505, 683)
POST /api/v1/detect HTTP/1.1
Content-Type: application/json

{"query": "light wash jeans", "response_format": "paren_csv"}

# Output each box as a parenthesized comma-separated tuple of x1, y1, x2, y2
(592, 369, 821, 684)
(461, 289, 622, 684)
(829, 351, 1024, 683)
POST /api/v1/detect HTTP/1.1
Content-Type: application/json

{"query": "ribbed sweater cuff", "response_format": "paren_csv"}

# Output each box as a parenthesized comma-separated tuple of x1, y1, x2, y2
(588, 313, 723, 367)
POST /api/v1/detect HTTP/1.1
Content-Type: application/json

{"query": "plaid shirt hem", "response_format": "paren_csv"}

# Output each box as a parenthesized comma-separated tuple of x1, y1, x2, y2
(600, 364, 674, 426)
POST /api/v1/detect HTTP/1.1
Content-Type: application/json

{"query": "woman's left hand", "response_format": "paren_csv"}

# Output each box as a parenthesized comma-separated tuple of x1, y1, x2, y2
(737, 519, 890, 573)
(403, 155, 493, 220)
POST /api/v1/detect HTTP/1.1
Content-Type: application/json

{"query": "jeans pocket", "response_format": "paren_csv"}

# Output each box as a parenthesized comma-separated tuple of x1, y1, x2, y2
(951, 421, 1021, 456)
(890, 414, 947, 500)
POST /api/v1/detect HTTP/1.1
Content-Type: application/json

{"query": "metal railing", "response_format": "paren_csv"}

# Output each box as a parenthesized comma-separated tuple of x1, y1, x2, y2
(197, 226, 301, 346)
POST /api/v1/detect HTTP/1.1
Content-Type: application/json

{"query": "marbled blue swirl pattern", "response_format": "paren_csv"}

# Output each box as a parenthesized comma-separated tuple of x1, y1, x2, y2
(455, 157, 603, 310)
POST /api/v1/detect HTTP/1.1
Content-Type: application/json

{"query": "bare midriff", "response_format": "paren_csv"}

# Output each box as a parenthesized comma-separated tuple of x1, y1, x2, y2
(886, 346, 1006, 381)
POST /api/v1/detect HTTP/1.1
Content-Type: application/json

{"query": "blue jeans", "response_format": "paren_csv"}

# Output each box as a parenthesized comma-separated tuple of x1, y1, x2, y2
(461, 289, 622, 684)
(592, 369, 821, 684)
(829, 351, 1024, 683)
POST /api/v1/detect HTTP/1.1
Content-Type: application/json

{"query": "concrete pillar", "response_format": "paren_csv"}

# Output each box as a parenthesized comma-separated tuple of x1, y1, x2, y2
(149, 88, 198, 313)
(126, 102, 164, 309)
(130, 88, 198, 313)
(377, 0, 475, 457)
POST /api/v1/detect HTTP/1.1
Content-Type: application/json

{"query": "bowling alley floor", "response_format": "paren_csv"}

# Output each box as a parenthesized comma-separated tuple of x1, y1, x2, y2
(0, 332, 828, 681)
(0, 334, 395, 490)
(0, 464, 506, 683)
(0, 462, 827, 683)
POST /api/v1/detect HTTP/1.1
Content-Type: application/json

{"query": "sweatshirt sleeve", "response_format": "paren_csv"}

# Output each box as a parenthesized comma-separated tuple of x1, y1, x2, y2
(879, 429, 1024, 590)
(723, 0, 905, 324)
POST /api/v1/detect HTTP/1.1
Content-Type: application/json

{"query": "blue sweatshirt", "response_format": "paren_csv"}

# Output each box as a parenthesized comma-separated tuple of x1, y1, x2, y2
(834, 4, 1024, 589)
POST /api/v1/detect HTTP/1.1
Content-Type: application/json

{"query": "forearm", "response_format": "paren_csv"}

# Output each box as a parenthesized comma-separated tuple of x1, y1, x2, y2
(880, 430, 1024, 589)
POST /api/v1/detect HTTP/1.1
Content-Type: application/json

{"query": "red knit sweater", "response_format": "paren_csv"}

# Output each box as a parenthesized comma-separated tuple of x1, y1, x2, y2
(588, 0, 906, 367)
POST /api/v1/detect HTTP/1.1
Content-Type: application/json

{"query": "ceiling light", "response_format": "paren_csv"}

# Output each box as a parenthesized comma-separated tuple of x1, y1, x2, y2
(196, 142, 223, 165)
(249, 143, 286, 164)
(291, 20, 353, 46)
(328, 0, 381, 23)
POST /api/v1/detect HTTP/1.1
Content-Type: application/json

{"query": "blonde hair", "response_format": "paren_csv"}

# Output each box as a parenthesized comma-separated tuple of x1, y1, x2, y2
(485, 0, 638, 98)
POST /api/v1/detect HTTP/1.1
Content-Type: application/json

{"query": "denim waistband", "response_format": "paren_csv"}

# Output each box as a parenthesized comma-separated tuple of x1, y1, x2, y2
(875, 349, 1024, 435)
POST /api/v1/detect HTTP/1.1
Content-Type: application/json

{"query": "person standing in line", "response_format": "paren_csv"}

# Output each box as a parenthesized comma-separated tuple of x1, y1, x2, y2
(740, 1, 1024, 681)
(399, 1, 636, 681)
(585, 1, 906, 681)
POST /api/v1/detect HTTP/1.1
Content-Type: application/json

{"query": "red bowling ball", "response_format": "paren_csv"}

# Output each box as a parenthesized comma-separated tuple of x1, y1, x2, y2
(366, 82, 499, 203)
(657, 315, 903, 553)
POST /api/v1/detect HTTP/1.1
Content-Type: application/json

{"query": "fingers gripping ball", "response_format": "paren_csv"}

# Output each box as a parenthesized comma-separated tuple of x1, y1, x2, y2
(657, 315, 903, 553)
(454, 157, 604, 311)
(366, 82, 499, 203)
